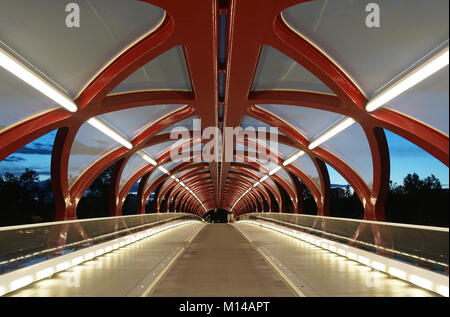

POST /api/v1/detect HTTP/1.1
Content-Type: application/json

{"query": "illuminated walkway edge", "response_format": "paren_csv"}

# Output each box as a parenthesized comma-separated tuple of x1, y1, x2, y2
(0, 219, 202, 297)
(237, 220, 449, 297)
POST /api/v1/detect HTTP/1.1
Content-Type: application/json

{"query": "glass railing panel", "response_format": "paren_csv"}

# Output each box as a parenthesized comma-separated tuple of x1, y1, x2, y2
(237, 213, 448, 273)
(0, 213, 201, 274)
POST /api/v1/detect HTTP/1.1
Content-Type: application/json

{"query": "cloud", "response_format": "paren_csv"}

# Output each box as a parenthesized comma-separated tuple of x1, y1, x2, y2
(3, 156, 26, 162)
(16, 143, 52, 155)
(389, 145, 428, 158)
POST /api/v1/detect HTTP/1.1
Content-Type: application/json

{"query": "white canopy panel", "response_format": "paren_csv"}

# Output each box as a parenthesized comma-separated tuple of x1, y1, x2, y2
(109, 46, 192, 94)
(68, 122, 120, 187)
(257, 104, 344, 141)
(320, 122, 374, 190)
(386, 66, 449, 136)
(252, 46, 334, 94)
(98, 104, 186, 140)
(0, 0, 165, 98)
(119, 153, 147, 191)
(282, 0, 449, 98)
(0, 67, 57, 132)
(291, 154, 322, 195)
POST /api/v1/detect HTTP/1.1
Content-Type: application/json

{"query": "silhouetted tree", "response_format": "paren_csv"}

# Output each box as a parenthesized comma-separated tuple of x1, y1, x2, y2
(344, 185, 352, 198)
(302, 184, 318, 215)
(386, 173, 448, 226)
(423, 174, 442, 191)
(76, 165, 114, 219)
(0, 169, 55, 226)
(0, 169, 447, 227)
(123, 193, 138, 215)
(3, 172, 18, 183)
(19, 169, 39, 187)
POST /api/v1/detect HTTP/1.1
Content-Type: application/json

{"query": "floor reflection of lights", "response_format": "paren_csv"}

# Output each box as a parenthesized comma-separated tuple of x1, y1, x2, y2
(237, 223, 437, 297)
(7, 223, 203, 297)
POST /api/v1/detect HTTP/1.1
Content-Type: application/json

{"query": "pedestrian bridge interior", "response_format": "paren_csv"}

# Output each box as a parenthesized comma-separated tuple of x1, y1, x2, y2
(0, 0, 448, 297)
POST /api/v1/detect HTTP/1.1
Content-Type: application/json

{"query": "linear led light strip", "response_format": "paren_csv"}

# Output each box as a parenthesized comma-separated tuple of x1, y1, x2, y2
(0, 35, 203, 210)
(366, 46, 449, 112)
(0, 47, 141, 152)
(232, 151, 306, 210)
(0, 46, 152, 155)
(231, 167, 279, 211)
(231, 188, 253, 212)
(0, 216, 189, 267)
(0, 220, 200, 297)
(138, 153, 206, 211)
(0, 47, 78, 113)
(255, 216, 448, 268)
(278, 46, 450, 166)
(225, 47, 449, 212)
(176, 180, 207, 212)
(240, 220, 449, 297)
(87, 118, 132, 149)
(244, 45, 448, 202)
(139, 150, 204, 210)
(137, 151, 157, 166)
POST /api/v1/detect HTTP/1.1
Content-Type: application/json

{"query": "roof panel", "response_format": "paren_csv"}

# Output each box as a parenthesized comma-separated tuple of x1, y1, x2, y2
(97, 104, 185, 140)
(110, 46, 192, 94)
(68, 122, 121, 187)
(0, 0, 165, 97)
(282, 0, 449, 97)
(252, 46, 335, 94)
(157, 116, 201, 135)
(145, 168, 163, 194)
(0, 67, 57, 132)
(321, 122, 374, 190)
(257, 104, 344, 141)
(291, 154, 322, 194)
(119, 153, 147, 191)
(241, 116, 285, 135)
(386, 66, 449, 136)
(248, 138, 297, 160)
(275, 167, 295, 193)
(141, 140, 182, 159)
(143, 160, 181, 194)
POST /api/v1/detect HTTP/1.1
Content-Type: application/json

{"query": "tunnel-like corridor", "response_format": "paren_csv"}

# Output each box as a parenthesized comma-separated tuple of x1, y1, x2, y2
(149, 224, 294, 297)
(4, 221, 441, 297)
(0, 0, 448, 300)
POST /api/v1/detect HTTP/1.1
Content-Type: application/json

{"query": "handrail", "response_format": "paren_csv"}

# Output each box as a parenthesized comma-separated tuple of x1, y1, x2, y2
(237, 213, 449, 272)
(238, 212, 448, 232)
(0, 213, 202, 275)
(0, 212, 202, 231)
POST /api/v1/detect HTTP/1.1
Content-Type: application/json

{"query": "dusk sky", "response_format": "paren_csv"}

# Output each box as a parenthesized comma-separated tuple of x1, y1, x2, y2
(0, 128, 448, 188)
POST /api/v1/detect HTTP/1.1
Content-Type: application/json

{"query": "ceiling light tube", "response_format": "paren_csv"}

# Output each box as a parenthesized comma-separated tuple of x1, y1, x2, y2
(253, 181, 260, 187)
(283, 150, 305, 166)
(87, 118, 132, 149)
(260, 175, 269, 183)
(179, 182, 185, 187)
(137, 151, 157, 165)
(0, 47, 78, 113)
(158, 166, 170, 174)
(269, 166, 282, 176)
(308, 117, 355, 150)
(366, 46, 449, 112)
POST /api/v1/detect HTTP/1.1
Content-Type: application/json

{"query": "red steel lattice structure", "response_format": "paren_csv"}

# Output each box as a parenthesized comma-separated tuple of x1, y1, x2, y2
(0, 0, 448, 224)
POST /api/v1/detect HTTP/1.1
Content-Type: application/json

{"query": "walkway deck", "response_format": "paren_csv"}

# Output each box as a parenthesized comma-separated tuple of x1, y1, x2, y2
(7, 222, 436, 297)
(149, 224, 294, 297)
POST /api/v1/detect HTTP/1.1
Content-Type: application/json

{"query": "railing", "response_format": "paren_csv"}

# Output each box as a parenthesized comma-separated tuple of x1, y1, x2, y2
(0, 213, 202, 275)
(237, 213, 449, 273)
